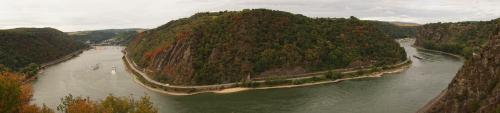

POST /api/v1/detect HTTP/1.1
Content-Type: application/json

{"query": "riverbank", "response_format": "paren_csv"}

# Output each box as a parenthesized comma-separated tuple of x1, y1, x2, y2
(123, 51, 412, 95)
(24, 47, 91, 83)
(214, 65, 410, 94)
(412, 45, 466, 60)
(416, 89, 448, 113)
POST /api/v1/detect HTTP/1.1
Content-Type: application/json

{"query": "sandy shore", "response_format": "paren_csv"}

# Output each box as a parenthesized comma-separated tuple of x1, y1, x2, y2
(213, 64, 410, 94)
(214, 88, 251, 93)
(129, 63, 410, 95)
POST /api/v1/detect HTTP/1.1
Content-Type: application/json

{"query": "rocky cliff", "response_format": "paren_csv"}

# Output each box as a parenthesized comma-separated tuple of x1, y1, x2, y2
(422, 33, 499, 113)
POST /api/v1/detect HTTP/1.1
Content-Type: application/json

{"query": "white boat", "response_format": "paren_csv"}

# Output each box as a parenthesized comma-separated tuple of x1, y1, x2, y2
(111, 65, 116, 74)
(413, 55, 423, 60)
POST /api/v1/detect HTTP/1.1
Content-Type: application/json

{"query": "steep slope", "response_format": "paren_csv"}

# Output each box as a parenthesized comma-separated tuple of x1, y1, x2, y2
(415, 19, 499, 58)
(0, 28, 88, 72)
(127, 9, 407, 85)
(421, 31, 499, 113)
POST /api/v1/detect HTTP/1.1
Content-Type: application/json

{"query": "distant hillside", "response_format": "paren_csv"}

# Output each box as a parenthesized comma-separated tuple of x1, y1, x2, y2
(0, 28, 88, 72)
(126, 9, 407, 85)
(369, 21, 417, 38)
(389, 21, 421, 27)
(68, 28, 144, 44)
(415, 19, 499, 58)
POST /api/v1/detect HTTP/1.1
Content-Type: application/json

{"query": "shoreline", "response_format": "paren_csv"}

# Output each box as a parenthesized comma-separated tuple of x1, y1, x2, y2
(416, 89, 448, 113)
(214, 64, 410, 94)
(412, 45, 466, 60)
(123, 51, 412, 96)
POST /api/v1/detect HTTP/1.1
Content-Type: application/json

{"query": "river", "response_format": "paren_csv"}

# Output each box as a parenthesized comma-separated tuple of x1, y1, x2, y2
(32, 39, 464, 113)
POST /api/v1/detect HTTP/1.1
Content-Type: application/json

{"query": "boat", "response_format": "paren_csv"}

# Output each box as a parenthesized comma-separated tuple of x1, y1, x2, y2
(413, 55, 423, 60)
(111, 65, 116, 74)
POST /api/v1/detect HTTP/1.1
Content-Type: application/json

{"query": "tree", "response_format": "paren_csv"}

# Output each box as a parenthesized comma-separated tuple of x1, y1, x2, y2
(349, 16, 359, 20)
(325, 70, 342, 80)
(20, 63, 40, 78)
(0, 72, 22, 113)
(0, 64, 11, 73)
(0, 71, 55, 113)
(57, 94, 158, 113)
(0, 71, 157, 113)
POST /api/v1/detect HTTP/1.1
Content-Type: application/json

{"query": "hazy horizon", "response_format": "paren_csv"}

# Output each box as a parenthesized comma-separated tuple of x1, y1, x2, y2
(2, 0, 500, 32)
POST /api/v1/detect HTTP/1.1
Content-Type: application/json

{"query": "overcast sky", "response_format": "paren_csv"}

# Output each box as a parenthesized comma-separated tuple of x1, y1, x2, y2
(1, 0, 500, 32)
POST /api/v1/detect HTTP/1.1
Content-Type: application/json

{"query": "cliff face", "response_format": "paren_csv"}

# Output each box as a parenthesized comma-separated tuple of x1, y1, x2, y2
(414, 19, 499, 58)
(0, 28, 88, 71)
(126, 9, 407, 85)
(423, 34, 500, 113)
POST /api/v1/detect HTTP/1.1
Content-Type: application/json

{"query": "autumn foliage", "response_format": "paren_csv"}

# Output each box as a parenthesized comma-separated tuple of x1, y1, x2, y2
(144, 45, 170, 61)
(57, 94, 157, 113)
(0, 72, 55, 113)
(0, 71, 158, 113)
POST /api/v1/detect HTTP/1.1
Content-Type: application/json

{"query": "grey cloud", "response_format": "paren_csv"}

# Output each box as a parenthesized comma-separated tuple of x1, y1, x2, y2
(1, 0, 500, 31)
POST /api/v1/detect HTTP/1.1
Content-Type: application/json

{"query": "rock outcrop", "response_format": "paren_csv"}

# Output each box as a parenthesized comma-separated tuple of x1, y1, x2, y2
(421, 33, 499, 113)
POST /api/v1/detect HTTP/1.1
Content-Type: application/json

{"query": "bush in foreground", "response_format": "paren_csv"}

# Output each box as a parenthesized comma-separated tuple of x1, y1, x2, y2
(0, 71, 158, 113)
(0, 72, 54, 113)
(57, 94, 157, 113)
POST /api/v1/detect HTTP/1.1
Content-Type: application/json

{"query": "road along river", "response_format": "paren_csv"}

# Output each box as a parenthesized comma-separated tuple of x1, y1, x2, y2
(32, 39, 463, 113)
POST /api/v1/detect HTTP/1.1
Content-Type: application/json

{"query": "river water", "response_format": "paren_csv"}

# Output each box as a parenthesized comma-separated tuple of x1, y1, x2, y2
(32, 39, 464, 113)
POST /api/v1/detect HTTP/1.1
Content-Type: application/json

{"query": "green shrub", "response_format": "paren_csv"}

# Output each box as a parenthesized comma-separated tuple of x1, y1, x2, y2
(355, 70, 365, 75)
(264, 79, 292, 86)
(325, 70, 342, 80)
(292, 80, 306, 85)
(242, 82, 261, 88)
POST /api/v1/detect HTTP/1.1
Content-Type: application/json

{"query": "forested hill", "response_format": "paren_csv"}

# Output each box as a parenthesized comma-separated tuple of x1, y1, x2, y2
(68, 28, 145, 44)
(0, 28, 88, 72)
(369, 21, 417, 38)
(415, 18, 500, 58)
(126, 9, 407, 85)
